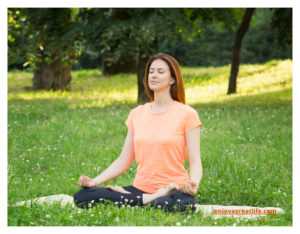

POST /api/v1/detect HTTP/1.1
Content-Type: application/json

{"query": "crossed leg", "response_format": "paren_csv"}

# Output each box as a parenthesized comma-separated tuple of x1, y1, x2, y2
(74, 183, 197, 212)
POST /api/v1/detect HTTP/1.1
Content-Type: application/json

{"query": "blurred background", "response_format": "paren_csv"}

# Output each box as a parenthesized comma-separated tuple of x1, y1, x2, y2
(7, 8, 292, 103)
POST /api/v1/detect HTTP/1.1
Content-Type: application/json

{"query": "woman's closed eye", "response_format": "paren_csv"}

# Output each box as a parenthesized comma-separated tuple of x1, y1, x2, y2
(149, 72, 163, 74)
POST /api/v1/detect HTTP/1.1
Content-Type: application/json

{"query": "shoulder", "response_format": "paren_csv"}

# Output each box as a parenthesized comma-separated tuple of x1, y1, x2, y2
(129, 102, 150, 115)
(176, 101, 199, 116)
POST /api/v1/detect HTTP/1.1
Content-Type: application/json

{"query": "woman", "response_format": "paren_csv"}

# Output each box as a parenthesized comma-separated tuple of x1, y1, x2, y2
(74, 53, 202, 213)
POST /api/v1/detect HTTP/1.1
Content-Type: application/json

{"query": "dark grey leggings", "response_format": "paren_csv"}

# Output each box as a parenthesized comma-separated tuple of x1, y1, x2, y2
(74, 185, 197, 213)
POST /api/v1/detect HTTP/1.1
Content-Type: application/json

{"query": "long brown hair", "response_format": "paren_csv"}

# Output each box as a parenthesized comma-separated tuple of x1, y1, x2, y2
(143, 53, 186, 104)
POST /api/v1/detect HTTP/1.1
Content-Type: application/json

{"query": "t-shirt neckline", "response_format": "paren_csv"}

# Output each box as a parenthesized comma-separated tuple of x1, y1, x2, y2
(149, 100, 177, 115)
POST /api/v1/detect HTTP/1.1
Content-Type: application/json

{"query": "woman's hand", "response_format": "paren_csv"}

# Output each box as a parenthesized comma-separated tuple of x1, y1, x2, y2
(77, 174, 97, 188)
(179, 181, 198, 196)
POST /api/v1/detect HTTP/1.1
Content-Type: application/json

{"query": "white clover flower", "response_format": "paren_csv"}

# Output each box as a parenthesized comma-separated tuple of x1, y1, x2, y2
(184, 219, 186, 223)
(69, 215, 73, 218)
(127, 205, 131, 208)
(122, 205, 125, 208)
(237, 220, 240, 223)
(29, 178, 32, 181)
(130, 200, 134, 203)
(187, 215, 191, 219)
(46, 215, 50, 218)
(158, 205, 161, 208)
(277, 204, 279, 206)
(198, 195, 200, 197)
(132, 207, 134, 210)
(115, 202, 118, 204)
(283, 192, 287, 197)
(278, 190, 281, 193)
(91, 200, 94, 203)
(176, 222, 181, 226)
(233, 223, 236, 227)
(88, 203, 92, 208)
(218, 180, 221, 183)
(71, 178, 74, 180)
(121, 196, 123, 198)
(115, 217, 119, 222)
(125, 199, 128, 202)
(214, 222, 217, 225)
(137, 196, 140, 198)
(82, 163, 85, 165)
(91, 214, 94, 217)
(99, 198, 103, 201)
(245, 219, 248, 222)
(99, 212, 102, 214)
(165, 201, 168, 204)
(26, 160, 29, 162)
(177, 199, 181, 202)
(248, 178, 251, 181)
(41, 178, 43, 181)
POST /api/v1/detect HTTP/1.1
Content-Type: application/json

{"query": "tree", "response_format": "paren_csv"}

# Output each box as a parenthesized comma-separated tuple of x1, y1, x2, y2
(269, 8, 292, 50)
(227, 8, 256, 94)
(227, 8, 292, 95)
(8, 8, 81, 91)
(79, 8, 240, 103)
(78, 8, 193, 102)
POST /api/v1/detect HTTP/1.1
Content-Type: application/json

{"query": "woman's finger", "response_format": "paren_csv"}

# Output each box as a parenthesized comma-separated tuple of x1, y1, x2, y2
(186, 183, 193, 196)
(185, 183, 191, 195)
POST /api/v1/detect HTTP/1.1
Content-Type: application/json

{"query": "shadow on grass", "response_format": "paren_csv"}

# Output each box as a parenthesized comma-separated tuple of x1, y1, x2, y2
(190, 88, 292, 110)
(8, 88, 292, 113)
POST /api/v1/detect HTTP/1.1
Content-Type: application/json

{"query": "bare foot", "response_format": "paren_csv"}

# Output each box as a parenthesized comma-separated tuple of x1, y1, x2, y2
(155, 183, 180, 197)
(106, 185, 132, 194)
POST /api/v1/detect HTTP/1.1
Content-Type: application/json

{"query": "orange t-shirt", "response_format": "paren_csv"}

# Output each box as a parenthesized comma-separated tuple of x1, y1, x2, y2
(125, 100, 202, 194)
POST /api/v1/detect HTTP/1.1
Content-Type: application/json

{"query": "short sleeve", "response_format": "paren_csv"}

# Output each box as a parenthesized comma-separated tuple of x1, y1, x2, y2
(125, 109, 135, 131)
(185, 109, 202, 133)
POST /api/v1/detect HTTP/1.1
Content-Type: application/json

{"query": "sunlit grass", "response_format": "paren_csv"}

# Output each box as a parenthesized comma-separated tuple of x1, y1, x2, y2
(7, 59, 292, 226)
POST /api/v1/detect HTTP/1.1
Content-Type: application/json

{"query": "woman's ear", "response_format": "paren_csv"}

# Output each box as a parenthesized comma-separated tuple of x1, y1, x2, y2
(170, 78, 175, 85)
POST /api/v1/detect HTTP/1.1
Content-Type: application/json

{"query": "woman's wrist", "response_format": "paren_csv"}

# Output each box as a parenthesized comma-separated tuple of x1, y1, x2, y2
(91, 179, 98, 186)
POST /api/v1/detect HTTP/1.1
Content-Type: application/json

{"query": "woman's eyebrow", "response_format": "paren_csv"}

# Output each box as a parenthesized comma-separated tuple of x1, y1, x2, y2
(149, 68, 165, 70)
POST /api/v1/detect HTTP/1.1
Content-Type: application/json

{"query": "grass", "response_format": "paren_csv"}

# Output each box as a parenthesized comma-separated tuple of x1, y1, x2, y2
(7, 59, 292, 226)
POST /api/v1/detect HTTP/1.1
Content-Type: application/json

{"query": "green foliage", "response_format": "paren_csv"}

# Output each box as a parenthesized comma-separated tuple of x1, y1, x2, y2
(8, 8, 82, 70)
(269, 8, 292, 49)
(155, 8, 292, 67)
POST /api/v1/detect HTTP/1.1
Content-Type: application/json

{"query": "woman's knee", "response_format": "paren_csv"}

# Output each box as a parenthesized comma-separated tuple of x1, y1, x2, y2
(74, 189, 86, 205)
(73, 187, 108, 205)
(170, 191, 197, 210)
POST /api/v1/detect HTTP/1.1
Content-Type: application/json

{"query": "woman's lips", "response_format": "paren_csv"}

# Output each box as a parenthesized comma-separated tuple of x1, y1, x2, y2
(151, 81, 158, 83)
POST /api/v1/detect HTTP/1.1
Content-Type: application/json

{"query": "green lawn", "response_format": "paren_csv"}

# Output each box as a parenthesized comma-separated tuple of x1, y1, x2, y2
(7, 59, 292, 226)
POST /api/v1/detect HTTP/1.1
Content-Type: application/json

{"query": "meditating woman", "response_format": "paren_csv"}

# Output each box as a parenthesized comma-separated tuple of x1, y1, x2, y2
(74, 53, 202, 213)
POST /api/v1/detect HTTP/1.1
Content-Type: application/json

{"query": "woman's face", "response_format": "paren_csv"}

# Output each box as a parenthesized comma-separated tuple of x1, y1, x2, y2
(148, 59, 175, 92)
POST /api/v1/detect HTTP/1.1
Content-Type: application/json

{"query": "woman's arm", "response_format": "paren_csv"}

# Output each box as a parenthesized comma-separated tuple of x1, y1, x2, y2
(80, 128, 135, 187)
(180, 126, 202, 195)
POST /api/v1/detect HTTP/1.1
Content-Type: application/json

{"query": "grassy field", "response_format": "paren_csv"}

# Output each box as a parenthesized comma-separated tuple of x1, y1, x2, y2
(7, 59, 292, 226)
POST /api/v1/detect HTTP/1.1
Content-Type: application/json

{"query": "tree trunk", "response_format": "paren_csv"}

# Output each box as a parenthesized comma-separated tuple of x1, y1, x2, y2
(137, 50, 152, 104)
(227, 8, 255, 94)
(32, 50, 76, 91)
